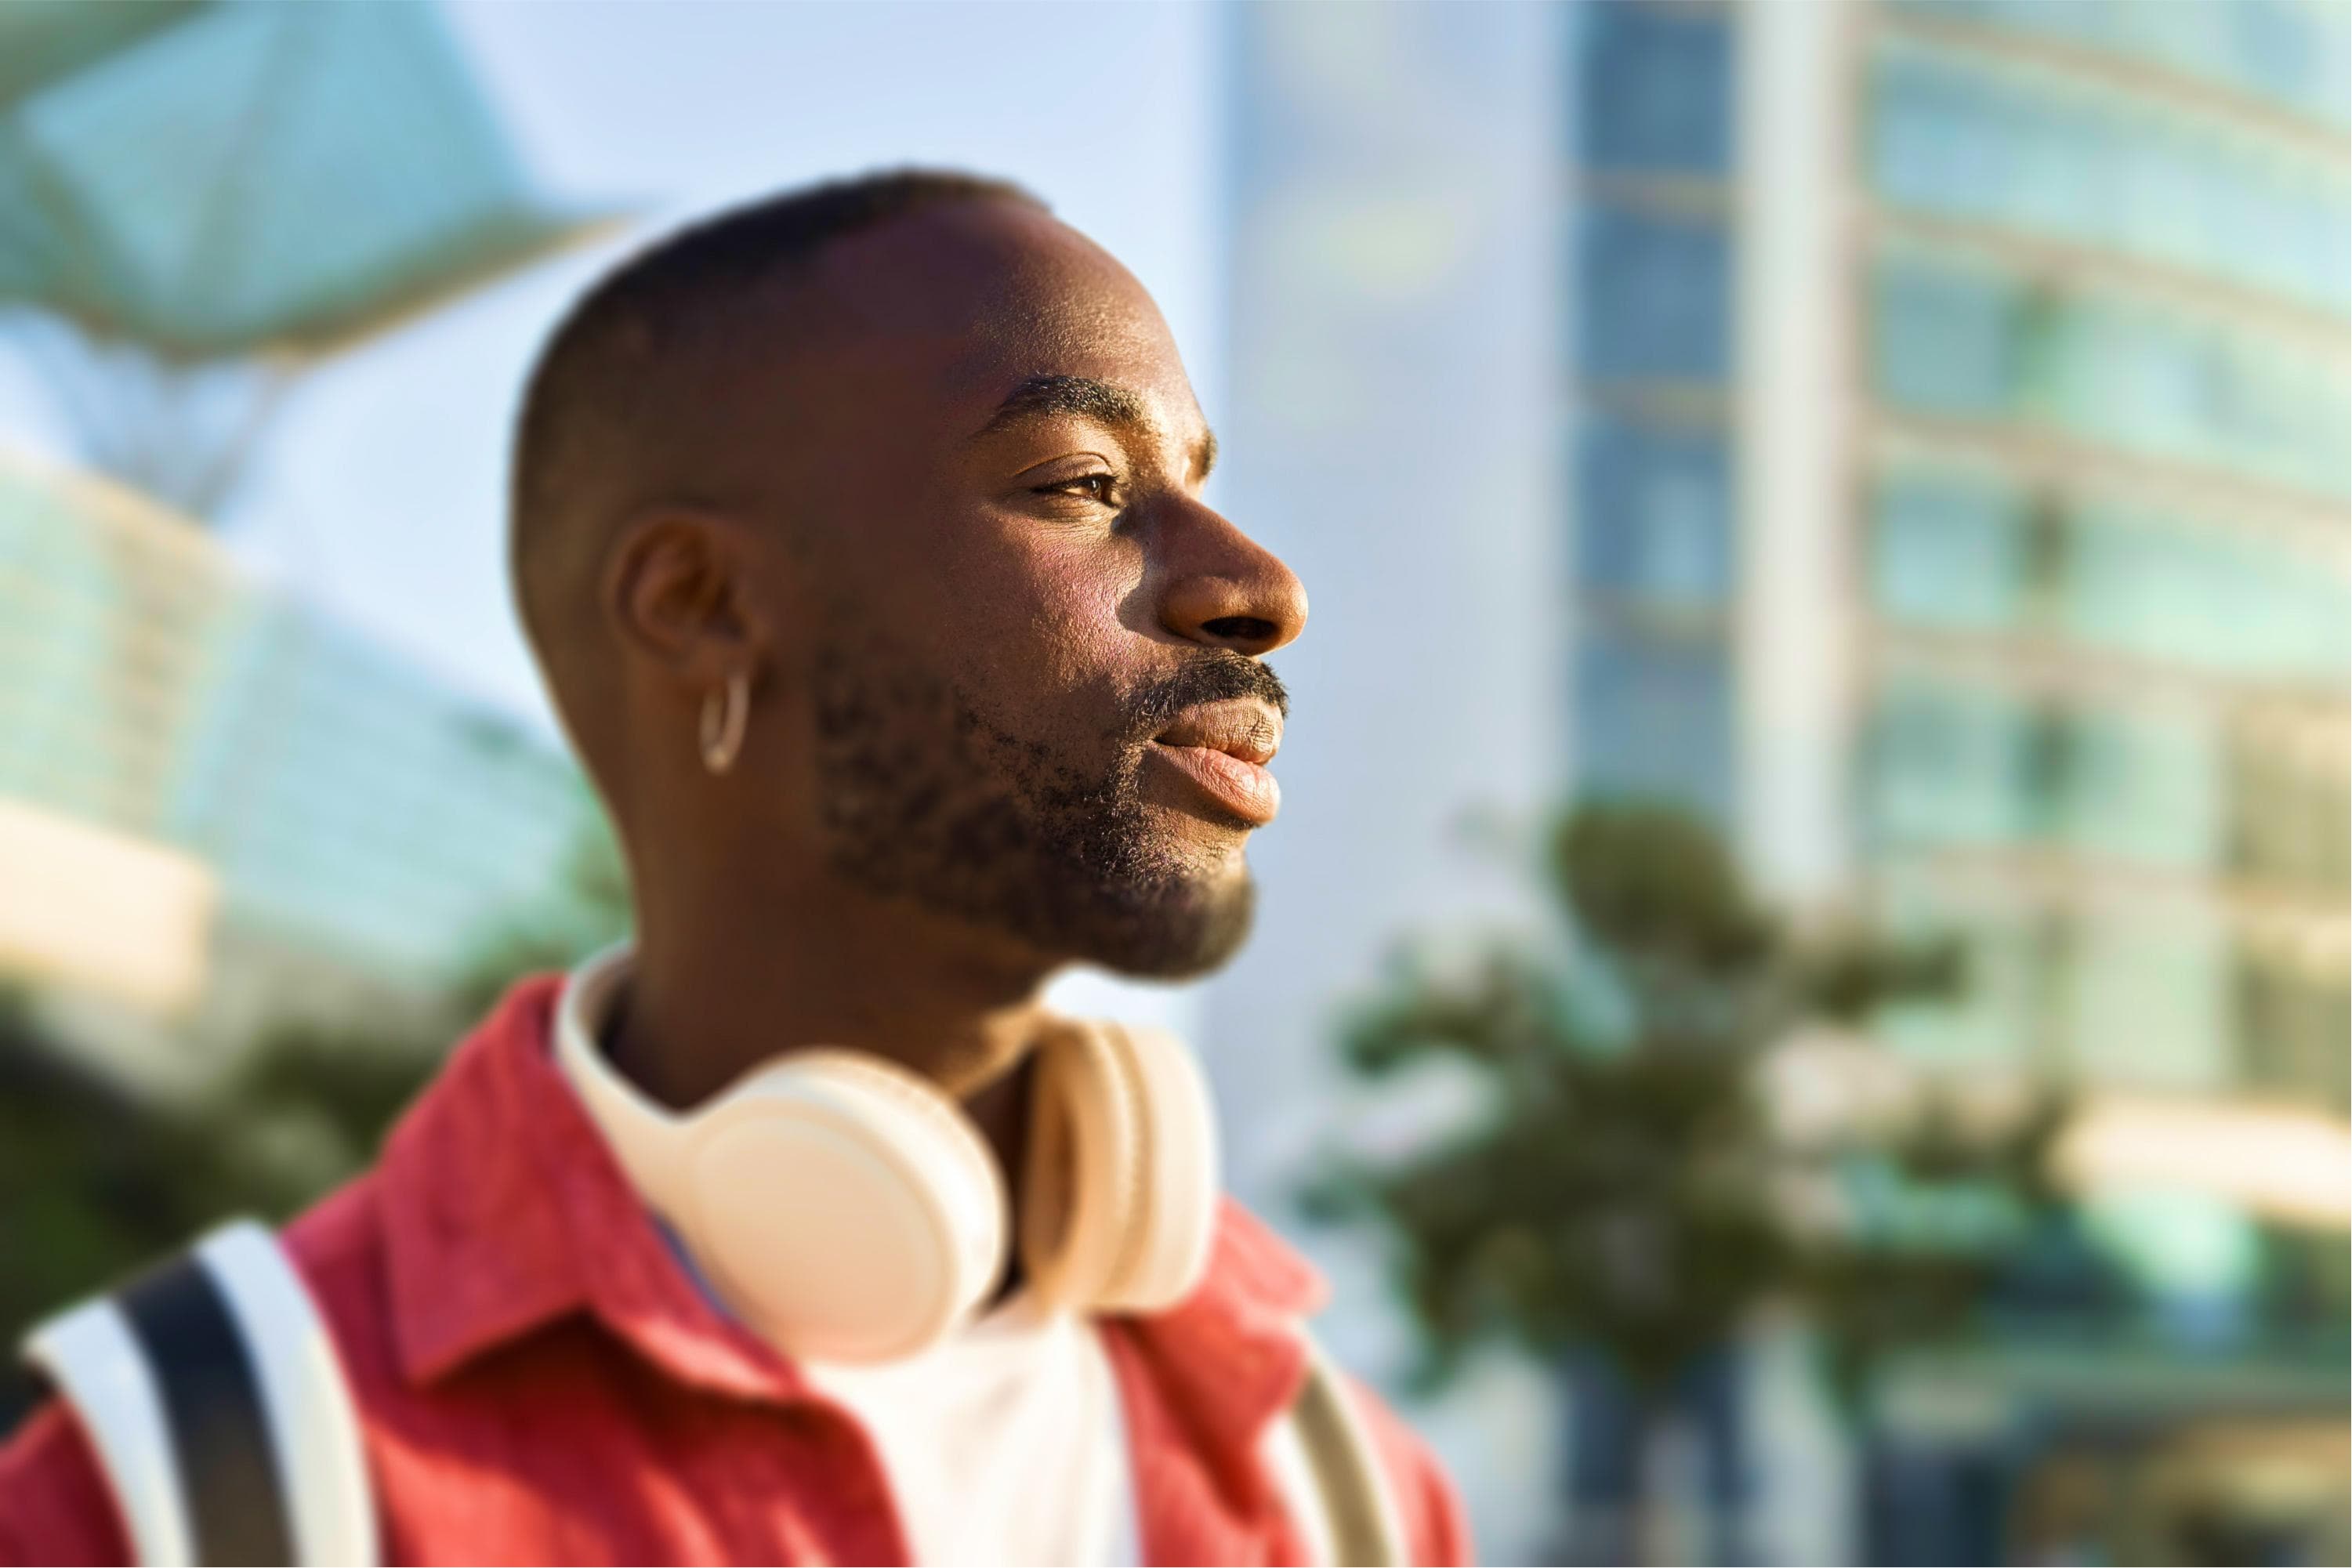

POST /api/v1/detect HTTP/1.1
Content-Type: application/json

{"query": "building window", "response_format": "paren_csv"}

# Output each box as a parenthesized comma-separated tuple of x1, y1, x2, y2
(1868, 675, 2232, 873)
(1869, 33, 2350, 312)
(1865, 676, 2035, 848)
(2061, 903, 2232, 1090)
(2227, 722, 2351, 895)
(1869, 469, 2031, 632)
(1581, 204, 1731, 382)
(1872, 885, 2061, 1071)
(1869, 256, 2028, 418)
(1890, 0, 2350, 134)
(2238, 961, 2352, 1114)
(1573, 628, 1733, 820)
(1873, 460, 2351, 682)
(2053, 705, 2225, 871)
(1577, 418, 1733, 607)
(1577, 2, 1734, 176)
(2061, 503, 2352, 682)
(1870, 251, 2352, 498)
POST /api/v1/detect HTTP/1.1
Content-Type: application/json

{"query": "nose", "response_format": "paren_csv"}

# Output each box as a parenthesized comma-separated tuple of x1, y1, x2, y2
(1154, 500, 1309, 657)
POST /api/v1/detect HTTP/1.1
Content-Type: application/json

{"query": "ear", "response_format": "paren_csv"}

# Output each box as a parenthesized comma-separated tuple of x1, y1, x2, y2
(600, 508, 773, 688)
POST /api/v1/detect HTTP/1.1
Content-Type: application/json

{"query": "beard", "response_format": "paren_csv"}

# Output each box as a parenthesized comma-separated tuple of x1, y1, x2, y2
(807, 613, 1287, 979)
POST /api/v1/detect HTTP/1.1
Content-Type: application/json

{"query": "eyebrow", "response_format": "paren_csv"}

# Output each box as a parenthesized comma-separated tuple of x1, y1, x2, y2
(971, 373, 1218, 481)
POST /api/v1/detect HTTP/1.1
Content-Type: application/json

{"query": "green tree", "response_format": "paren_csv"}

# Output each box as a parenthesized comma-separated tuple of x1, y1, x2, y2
(0, 988, 285, 1375)
(1303, 799, 2068, 1559)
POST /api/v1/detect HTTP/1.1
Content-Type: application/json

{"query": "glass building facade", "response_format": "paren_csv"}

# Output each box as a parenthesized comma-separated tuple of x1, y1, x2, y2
(0, 452, 603, 1056)
(1573, 0, 2350, 1111)
(1571, 2, 2349, 1558)
(1853, 2, 2349, 1112)
(1570, 2, 1741, 820)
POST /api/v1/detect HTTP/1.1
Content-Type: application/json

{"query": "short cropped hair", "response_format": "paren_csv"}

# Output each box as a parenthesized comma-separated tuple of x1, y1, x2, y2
(508, 168, 1046, 664)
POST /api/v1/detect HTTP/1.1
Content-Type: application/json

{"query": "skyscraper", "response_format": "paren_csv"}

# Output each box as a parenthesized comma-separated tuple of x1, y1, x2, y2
(1220, 0, 2349, 1557)
(1574, 0, 2347, 1124)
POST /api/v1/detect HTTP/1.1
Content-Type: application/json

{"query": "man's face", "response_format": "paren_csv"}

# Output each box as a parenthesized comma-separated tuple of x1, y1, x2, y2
(720, 201, 1306, 978)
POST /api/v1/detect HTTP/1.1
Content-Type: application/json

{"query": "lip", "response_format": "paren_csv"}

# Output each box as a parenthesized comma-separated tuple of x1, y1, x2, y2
(1153, 699, 1282, 763)
(1144, 698, 1285, 827)
(1148, 741, 1281, 827)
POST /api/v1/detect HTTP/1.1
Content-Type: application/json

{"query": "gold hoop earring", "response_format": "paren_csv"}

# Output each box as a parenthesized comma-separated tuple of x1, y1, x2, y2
(699, 670, 749, 775)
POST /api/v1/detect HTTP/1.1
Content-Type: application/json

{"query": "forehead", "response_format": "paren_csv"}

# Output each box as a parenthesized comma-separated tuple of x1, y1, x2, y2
(788, 201, 1206, 444)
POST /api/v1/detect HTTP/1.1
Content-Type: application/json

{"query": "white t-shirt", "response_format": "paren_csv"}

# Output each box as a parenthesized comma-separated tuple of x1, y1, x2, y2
(797, 1286, 1136, 1568)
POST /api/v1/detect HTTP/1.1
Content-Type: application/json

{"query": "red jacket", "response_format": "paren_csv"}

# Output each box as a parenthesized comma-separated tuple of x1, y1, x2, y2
(0, 977, 1471, 1566)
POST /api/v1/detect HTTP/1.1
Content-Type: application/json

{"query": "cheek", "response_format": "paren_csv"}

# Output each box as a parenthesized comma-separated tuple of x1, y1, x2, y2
(940, 523, 1145, 704)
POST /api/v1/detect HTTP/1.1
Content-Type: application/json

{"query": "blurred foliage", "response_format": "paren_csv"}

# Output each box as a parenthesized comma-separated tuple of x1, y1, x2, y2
(0, 987, 288, 1370)
(1303, 798, 2071, 1404)
(0, 824, 629, 1418)
(1799, 1091, 2075, 1407)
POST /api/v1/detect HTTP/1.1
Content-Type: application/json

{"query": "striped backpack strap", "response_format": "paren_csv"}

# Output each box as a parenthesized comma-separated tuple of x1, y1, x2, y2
(21, 1219, 379, 1568)
(1270, 1331, 1410, 1567)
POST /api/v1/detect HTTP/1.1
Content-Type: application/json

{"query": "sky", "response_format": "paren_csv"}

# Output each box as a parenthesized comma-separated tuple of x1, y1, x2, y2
(5, 1, 1227, 732)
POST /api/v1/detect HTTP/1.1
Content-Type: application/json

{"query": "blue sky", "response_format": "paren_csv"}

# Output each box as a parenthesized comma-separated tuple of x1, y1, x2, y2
(7, 2, 1227, 730)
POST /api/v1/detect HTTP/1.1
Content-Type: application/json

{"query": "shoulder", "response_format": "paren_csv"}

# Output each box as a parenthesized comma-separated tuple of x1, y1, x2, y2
(279, 1171, 402, 1387)
(0, 1174, 393, 1568)
(0, 1400, 129, 1567)
(0, 986, 553, 1568)
(1339, 1373, 1476, 1568)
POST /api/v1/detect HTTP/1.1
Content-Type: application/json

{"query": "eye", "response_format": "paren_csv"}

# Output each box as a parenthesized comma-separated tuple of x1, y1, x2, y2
(1035, 473, 1118, 505)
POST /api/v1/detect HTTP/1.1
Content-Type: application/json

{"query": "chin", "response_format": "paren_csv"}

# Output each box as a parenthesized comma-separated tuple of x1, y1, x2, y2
(1074, 865, 1257, 981)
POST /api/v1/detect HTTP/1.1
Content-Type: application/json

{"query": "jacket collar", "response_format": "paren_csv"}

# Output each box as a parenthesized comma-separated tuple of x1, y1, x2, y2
(377, 972, 1328, 1432)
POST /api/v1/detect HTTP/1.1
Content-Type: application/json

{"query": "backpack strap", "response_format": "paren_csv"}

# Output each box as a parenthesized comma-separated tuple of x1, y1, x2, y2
(22, 1220, 379, 1568)
(1272, 1333, 1409, 1566)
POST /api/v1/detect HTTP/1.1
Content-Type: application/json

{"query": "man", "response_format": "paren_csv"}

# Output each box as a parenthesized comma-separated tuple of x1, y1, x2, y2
(0, 170, 1470, 1566)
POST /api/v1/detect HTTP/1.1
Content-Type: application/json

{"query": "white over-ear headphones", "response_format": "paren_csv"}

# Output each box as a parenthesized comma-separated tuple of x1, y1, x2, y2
(555, 947, 1221, 1363)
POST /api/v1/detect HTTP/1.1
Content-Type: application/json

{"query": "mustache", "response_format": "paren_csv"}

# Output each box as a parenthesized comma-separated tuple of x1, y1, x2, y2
(1122, 651, 1289, 741)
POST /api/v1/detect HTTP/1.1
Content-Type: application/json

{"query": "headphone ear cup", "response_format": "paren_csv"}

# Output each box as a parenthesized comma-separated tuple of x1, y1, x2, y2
(680, 1050, 1009, 1363)
(1092, 1023, 1219, 1312)
(1016, 1020, 1220, 1315)
(1017, 1021, 1141, 1310)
